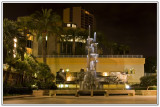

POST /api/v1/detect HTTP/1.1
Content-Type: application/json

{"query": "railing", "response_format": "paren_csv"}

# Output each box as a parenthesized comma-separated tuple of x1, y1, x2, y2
(36, 55, 143, 58)
(144, 73, 157, 76)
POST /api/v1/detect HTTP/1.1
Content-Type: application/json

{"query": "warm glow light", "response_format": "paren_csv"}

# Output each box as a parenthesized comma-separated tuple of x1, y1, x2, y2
(46, 36, 48, 41)
(13, 38, 17, 43)
(66, 69, 69, 72)
(60, 84, 64, 88)
(125, 84, 130, 89)
(34, 73, 37, 78)
(14, 43, 16, 48)
(62, 69, 64, 72)
(65, 84, 69, 87)
(67, 77, 71, 81)
(13, 54, 16, 58)
(72, 24, 76, 28)
(103, 72, 108, 76)
(67, 24, 71, 27)
(85, 11, 90, 14)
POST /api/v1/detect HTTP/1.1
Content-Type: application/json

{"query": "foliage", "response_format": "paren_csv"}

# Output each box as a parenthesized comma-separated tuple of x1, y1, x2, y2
(16, 16, 34, 60)
(140, 75, 157, 87)
(144, 57, 157, 73)
(63, 28, 88, 55)
(3, 18, 19, 63)
(31, 8, 61, 63)
(36, 63, 55, 89)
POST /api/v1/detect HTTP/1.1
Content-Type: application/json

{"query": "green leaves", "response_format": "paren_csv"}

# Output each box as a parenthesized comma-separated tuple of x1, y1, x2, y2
(31, 8, 62, 63)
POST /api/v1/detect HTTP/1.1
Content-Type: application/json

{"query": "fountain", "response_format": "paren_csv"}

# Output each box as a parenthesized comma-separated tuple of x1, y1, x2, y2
(80, 25, 99, 90)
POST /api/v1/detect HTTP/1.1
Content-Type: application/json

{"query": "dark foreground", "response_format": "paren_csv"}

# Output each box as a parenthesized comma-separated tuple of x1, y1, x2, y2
(3, 95, 157, 105)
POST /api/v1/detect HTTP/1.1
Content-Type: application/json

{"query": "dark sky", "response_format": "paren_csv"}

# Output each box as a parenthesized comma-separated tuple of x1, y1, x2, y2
(3, 3, 157, 58)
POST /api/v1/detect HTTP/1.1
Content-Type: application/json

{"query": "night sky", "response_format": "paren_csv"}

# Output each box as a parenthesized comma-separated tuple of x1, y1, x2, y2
(3, 3, 157, 58)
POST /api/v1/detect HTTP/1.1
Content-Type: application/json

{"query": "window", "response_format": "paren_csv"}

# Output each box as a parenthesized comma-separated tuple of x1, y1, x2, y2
(72, 24, 76, 28)
(67, 24, 71, 27)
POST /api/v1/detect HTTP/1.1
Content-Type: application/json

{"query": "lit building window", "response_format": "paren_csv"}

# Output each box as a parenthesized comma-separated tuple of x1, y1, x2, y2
(72, 24, 76, 28)
(67, 24, 71, 27)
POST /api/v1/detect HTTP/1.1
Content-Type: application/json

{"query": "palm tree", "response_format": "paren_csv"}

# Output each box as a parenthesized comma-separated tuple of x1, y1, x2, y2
(31, 8, 61, 63)
(65, 28, 78, 55)
(65, 28, 88, 55)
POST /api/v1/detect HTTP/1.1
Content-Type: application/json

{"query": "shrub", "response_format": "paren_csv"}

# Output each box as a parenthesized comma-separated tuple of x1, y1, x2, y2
(140, 75, 157, 87)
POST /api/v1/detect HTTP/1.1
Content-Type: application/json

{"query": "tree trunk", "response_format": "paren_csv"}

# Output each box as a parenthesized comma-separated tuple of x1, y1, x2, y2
(72, 37, 76, 55)
(42, 35, 47, 64)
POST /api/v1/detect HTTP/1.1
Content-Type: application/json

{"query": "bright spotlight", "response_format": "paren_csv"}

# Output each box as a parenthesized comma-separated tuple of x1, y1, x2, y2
(125, 84, 130, 89)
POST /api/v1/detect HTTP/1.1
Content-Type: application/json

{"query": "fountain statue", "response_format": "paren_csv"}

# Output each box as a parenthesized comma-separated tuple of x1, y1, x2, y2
(80, 25, 99, 90)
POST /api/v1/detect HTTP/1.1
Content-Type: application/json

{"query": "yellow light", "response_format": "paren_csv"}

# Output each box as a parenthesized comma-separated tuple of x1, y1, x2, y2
(14, 43, 16, 48)
(60, 84, 64, 88)
(66, 69, 69, 72)
(85, 11, 90, 14)
(103, 72, 108, 76)
(13, 38, 17, 43)
(125, 84, 130, 89)
(72, 24, 76, 28)
(67, 77, 71, 81)
(13, 54, 16, 58)
(65, 84, 69, 87)
(34, 73, 37, 78)
(46, 36, 48, 41)
(67, 24, 71, 27)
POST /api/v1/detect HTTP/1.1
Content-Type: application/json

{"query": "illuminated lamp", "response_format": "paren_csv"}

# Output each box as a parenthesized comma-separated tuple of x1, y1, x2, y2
(65, 84, 69, 88)
(67, 77, 71, 81)
(14, 43, 16, 48)
(66, 69, 69, 72)
(13, 38, 17, 42)
(103, 72, 108, 76)
(125, 84, 130, 89)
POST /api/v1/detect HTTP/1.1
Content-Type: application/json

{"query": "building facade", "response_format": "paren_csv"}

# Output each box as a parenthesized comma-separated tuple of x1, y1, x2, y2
(36, 55, 145, 89)
(63, 7, 96, 30)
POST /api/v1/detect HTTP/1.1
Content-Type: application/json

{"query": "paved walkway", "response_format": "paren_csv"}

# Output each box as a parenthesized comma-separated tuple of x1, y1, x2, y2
(3, 95, 157, 105)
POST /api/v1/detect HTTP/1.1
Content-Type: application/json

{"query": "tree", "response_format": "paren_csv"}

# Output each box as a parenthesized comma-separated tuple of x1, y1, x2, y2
(36, 63, 55, 89)
(145, 57, 157, 73)
(140, 75, 157, 87)
(16, 16, 34, 61)
(3, 19, 20, 85)
(31, 8, 61, 63)
(65, 28, 88, 55)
